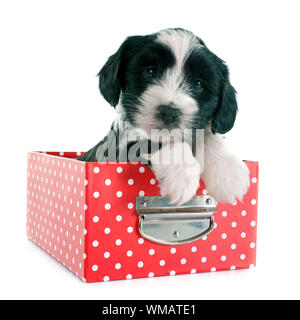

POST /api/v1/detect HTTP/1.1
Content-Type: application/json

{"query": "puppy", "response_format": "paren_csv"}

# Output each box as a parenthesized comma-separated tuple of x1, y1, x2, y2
(79, 28, 250, 205)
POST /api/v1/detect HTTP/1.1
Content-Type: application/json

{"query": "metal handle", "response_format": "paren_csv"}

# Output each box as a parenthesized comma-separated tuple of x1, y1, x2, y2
(136, 195, 217, 245)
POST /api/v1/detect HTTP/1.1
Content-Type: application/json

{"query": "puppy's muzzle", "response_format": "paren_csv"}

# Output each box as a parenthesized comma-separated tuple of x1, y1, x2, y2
(158, 104, 181, 125)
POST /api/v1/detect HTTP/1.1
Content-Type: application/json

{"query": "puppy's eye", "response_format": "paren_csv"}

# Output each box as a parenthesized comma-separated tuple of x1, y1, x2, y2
(144, 67, 156, 81)
(194, 79, 203, 90)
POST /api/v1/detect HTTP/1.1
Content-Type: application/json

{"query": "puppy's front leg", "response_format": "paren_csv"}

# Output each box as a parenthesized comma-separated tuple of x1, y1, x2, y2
(199, 131, 250, 203)
(147, 141, 201, 205)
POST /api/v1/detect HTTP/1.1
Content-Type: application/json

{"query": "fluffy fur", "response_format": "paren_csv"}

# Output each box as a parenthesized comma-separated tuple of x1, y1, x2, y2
(79, 28, 250, 205)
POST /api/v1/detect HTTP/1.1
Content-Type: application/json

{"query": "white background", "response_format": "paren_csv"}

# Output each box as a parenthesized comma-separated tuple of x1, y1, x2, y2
(0, 0, 300, 300)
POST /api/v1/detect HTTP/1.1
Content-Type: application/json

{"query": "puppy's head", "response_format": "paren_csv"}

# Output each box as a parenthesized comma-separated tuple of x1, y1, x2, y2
(98, 28, 237, 135)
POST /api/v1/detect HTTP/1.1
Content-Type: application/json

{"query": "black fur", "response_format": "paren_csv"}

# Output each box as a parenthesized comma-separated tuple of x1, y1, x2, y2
(211, 81, 237, 134)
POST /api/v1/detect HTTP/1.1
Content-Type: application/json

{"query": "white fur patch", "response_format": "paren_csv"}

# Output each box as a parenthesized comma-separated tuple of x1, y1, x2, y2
(157, 29, 202, 71)
(134, 29, 203, 133)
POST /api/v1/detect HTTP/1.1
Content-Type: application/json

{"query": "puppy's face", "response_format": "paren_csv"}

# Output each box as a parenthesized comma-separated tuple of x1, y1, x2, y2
(99, 28, 238, 135)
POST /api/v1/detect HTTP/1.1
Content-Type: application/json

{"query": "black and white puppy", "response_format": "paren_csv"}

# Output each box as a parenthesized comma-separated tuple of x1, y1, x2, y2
(79, 28, 250, 205)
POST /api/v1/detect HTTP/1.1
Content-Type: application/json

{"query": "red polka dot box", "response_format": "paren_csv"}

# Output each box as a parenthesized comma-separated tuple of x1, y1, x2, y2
(26, 151, 259, 283)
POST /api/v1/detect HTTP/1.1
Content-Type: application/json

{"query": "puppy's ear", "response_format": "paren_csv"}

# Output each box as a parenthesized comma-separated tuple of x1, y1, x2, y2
(98, 42, 125, 107)
(98, 35, 148, 107)
(211, 70, 238, 134)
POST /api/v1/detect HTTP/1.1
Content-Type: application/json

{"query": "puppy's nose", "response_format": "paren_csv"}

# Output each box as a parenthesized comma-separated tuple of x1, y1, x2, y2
(158, 105, 181, 124)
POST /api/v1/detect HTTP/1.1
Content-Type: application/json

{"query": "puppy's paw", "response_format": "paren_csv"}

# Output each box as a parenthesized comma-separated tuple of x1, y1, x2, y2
(159, 161, 201, 205)
(149, 142, 201, 205)
(202, 155, 250, 204)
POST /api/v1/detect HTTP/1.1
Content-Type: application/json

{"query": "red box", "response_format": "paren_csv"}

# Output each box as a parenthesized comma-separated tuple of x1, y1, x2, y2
(26, 151, 259, 282)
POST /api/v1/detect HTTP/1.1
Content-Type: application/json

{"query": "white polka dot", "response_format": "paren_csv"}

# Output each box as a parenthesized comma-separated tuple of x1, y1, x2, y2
(128, 203, 134, 209)
(105, 203, 111, 210)
(201, 257, 207, 263)
(231, 243, 237, 250)
(181, 258, 187, 265)
(159, 260, 165, 266)
(170, 248, 176, 254)
(250, 242, 256, 248)
(105, 179, 111, 186)
(93, 216, 99, 223)
(84, 204, 88, 211)
(59, 151, 64, 156)
(116, 215, 122, 222)
(251, 199, 257, 205)
(191, 246, 197, 253)
(92, 240, 99, 247)
(115, 263, 121, 270)
(202, 236, 207, 241)
(92, 265, 98, 271)
(116, 239, 122, 246)
(222, 211, 227, 217)
(150, 178, 156, 185)
(232, 200, 237, 206)
(231, 221, 237, 228)
(127, 226, 133, 233)
(104, 252, 110, 258)
(93, 191, 99, 198)
(149, 249, 155, 255)
(93, 167, 100, 174)
(148, 272, 154, 278)
(104, 227, 111, 234)
(241, 210, 247, 216)
(252, 177, 257, 183)
(241, 232, 246, 238)
(116, 191, 122, 198)
(126, 274, 132, 280)
(221, 233, 227, 239)
(221, 255, 227, 261)
(117, 167, 123, 173)
(240, 254, 246, 260)
(230, 266, 236, 270)
(128, 179, 134, 185)
(84, 179, 88, 186)
(170, 270, 176, 276)
(138, 238, 144, 244)
(191, 269, 196, 274)
(211, 267, 216, 272)
(139, 167, 145, 173)
(211, 245, 217, 251)
(127, 250, 133, 257)
(103, 276, 109, 281)
(139, 190, 145, 196)
(250, 221, 256, 227)
(138, 261, 144, 268)
(202, 189, 208, 195)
